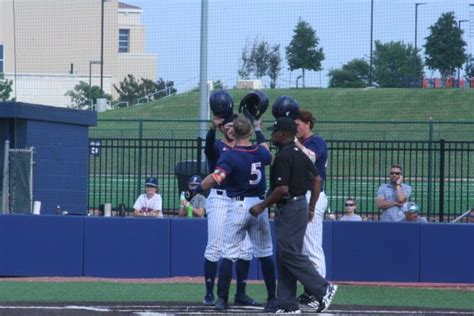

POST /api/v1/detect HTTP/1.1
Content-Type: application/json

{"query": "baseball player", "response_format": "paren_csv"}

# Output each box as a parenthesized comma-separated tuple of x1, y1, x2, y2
(294, 109, 329, 305)
(202, 90, 256, 307)
(196, 115, 276, 312)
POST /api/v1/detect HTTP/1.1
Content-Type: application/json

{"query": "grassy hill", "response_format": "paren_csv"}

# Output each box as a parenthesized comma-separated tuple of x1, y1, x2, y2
(92, 88, 474, 140)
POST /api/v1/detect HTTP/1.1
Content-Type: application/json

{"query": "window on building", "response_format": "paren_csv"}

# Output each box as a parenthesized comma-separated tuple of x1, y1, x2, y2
(118, 29, 129, 53)
(0, 44, 4, 73)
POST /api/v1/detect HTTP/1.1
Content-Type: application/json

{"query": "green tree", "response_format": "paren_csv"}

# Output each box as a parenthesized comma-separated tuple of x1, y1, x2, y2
(114, 74, 142, 105)
(285, 18, 324, 88)
(213, 80, 224, 90)
(0, 73, 13, 101)
(424, 12, 466, 80)
(464, 54, 474, 86)
(372, 41, 424, 88)
(267, 44, 282, 89)
(238, 38, 271, 79)
(328, 59, 370, 88)
(65, 81, 111, 109)
(114, 75, 176, 105)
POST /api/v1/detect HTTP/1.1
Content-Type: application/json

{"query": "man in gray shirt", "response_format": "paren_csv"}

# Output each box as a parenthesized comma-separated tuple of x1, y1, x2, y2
(400, 202, 428, 223)
(376, 164, 412, 222)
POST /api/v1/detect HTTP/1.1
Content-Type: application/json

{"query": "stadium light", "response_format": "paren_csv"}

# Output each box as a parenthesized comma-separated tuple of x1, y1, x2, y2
(89, 60, 102, 108)
(415, 3, 427, 54)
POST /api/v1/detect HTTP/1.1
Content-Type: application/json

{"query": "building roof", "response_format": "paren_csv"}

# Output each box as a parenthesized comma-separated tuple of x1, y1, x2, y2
(118, 2, 141, 10)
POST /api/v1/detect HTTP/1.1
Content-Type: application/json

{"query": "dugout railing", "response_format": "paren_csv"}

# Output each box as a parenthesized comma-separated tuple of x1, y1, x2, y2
(87, 138, 474, 222)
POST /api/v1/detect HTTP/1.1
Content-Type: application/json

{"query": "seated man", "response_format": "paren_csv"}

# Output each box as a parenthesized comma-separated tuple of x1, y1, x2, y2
(133, 176, 163, 218)
(179, 175, 206, 217)
(340, 197, 362, 221)
(400, 202, 427, 223)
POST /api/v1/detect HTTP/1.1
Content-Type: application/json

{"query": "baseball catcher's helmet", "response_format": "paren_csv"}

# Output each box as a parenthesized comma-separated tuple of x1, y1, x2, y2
(209, 90, 233, 119)
(239, 90, 269, 121)
(271, 96, 300, 119)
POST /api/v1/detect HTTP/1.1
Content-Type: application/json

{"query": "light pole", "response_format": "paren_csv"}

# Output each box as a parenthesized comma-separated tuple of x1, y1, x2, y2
(100, 0, 105, 95)
(369, 0, 374, 86)
(457, 19, 469, 87)
(415, 3, 427, 55)
(89, 60, 102, 107)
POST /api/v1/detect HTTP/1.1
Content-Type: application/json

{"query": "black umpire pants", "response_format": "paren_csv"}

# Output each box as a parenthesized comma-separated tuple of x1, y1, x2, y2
(274, 198, 328, 311)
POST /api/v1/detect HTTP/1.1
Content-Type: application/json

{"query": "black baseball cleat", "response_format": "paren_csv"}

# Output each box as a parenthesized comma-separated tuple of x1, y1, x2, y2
(297, 292, 315, 305)
(317, 283, 338, 312)
(234, 294, 260, 306)
(202, 294, 215, 306)
(263, 297, 278, 313)
(214, 297, 228, 311)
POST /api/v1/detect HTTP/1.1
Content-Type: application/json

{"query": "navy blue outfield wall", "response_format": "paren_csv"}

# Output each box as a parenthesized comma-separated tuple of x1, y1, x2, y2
(0, 214, 472, 284)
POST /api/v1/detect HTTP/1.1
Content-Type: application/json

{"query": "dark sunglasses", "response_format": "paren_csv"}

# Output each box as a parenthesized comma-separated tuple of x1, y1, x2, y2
(390, 172, 402, 175)
(345, 203, 355, 207)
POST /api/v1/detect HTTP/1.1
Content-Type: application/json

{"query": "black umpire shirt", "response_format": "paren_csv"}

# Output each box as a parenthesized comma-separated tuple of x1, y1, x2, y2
(270, 141, 319, 202)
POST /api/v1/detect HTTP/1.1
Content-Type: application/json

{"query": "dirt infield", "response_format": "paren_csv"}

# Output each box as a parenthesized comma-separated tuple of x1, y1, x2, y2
(0, 302, 473, 316)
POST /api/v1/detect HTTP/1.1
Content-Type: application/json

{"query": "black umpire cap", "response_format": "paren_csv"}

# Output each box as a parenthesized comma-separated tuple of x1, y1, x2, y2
(267, 117, 297, 134)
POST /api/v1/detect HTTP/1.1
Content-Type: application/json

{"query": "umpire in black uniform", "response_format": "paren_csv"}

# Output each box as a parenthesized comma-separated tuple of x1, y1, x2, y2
(249, 117, 337, 313)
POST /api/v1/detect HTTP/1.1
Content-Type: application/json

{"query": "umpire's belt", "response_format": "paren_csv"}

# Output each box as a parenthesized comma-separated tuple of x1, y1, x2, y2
(233, 195, 265, 201)
(277, 194, 306, 206)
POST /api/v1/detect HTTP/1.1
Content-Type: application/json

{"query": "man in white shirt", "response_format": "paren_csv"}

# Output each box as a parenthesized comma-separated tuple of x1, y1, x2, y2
(133, 176, 163, 218)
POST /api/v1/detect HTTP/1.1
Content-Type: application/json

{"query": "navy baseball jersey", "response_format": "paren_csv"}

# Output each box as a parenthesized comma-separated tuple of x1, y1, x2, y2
(213, 145, 271, 198)
(204, 129, 232, 189)
(302, 134, 328, 191)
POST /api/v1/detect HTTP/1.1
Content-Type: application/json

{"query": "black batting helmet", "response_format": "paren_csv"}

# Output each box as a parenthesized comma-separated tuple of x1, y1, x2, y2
(209, 90, 233, 119)
(271, 96, 300, 119)
(239, 90, 269, 121)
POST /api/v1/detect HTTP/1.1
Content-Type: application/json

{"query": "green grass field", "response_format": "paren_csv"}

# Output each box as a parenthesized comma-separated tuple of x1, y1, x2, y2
(0, 282, 472, 310)
(90, 88, 474, 140)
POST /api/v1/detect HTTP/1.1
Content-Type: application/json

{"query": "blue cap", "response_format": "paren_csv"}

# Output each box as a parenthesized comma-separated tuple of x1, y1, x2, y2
(145, 176, 158, 187)
(188, 175, 202, 185)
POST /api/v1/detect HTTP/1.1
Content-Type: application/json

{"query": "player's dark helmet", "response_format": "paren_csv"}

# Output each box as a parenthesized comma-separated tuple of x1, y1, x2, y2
(271, 96, 300, 119)
(239, 90, 269, 121)
(209, 90, 233, 119)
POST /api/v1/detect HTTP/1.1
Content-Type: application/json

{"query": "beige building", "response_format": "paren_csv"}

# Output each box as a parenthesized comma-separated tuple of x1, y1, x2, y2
(0, 0, 156, 107)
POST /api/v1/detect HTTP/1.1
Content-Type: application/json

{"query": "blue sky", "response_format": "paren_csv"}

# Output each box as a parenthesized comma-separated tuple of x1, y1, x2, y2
(125, 0, 473, 92)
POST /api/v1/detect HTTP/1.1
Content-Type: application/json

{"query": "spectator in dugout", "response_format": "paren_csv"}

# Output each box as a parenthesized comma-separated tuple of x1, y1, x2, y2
(178, 175, 206, 217)
(339, 197, 362, 221)
(376, 164, 412, 222)
(400, 202, 428, 223)
(133, 176, 163, 218)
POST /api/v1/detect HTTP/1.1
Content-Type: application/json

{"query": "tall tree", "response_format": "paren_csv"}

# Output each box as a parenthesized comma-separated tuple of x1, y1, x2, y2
(285, 18, 324, 88)
(328, 59, 370, 88)
(464, 54, 474, 86)
(238, 38, 271, 79)
(373, 41, 424, 88)
(424, 12, 466, 80)
(267, 44, 282, 89)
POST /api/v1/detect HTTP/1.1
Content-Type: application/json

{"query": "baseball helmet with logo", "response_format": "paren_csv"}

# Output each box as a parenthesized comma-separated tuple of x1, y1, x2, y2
(271, 96, 300, 119)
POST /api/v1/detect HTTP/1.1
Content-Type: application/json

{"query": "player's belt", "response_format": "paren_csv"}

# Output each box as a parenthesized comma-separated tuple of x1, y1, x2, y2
(277, 194, 306, 205)
(233, 195, 265, 201)
(216, 189, 225, 195)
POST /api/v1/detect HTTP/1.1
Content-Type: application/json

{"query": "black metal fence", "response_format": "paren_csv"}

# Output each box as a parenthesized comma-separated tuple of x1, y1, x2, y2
(88, 138, 474, 221)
